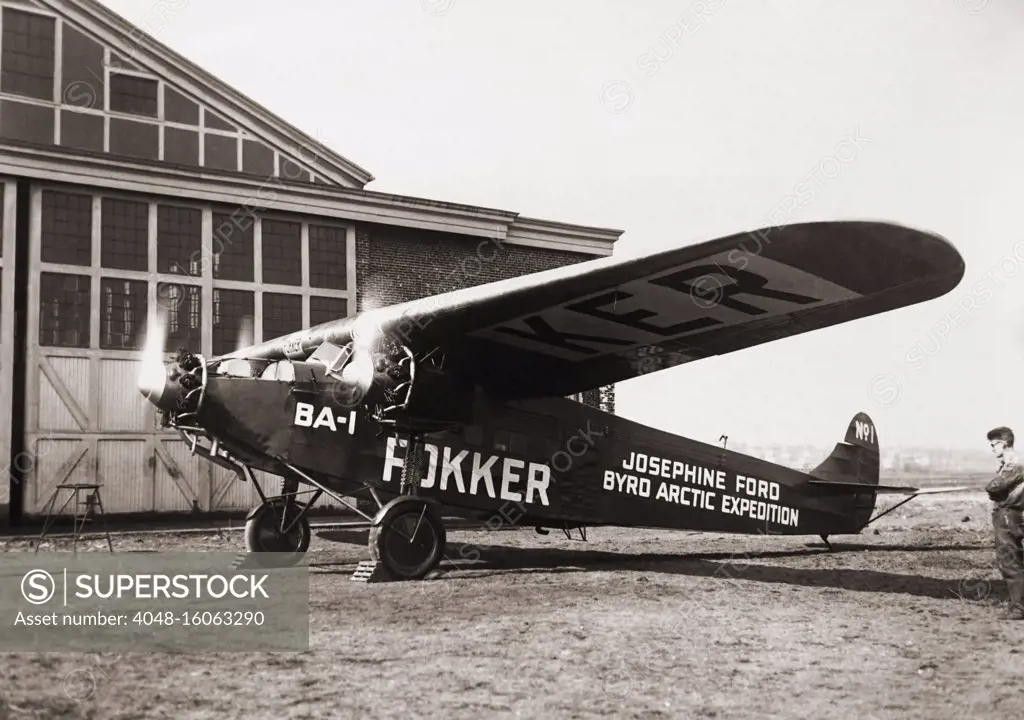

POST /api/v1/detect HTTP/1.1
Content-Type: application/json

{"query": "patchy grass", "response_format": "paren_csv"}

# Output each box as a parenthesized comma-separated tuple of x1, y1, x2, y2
(0, 491, 1020, 720)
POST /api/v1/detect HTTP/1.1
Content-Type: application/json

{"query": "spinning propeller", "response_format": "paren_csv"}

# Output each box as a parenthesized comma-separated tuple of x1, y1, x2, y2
(136, 309, 258, 416)
(136, 308, 169, 407)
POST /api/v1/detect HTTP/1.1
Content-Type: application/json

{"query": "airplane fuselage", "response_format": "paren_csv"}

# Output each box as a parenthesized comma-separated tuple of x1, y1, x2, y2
(193, 360, 876, 539)
(360, 396, 873, 537)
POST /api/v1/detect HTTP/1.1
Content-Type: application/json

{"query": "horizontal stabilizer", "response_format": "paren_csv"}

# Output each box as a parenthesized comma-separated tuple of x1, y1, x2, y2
(807, 480, 973, 495)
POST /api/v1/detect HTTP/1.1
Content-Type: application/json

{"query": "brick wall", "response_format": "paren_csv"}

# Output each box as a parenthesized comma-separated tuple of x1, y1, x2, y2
(355, 222, 615, 413)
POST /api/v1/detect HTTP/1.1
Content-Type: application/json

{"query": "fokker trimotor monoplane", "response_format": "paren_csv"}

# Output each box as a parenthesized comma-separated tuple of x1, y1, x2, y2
(136, 220, 968, 579)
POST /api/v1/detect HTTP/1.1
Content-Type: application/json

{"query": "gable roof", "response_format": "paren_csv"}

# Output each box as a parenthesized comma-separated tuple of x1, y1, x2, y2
(33, 0, 375, 187)
(0, 0, 622, 255)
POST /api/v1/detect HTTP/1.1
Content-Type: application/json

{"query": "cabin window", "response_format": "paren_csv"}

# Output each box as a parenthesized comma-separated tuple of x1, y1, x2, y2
(463, 425, 484, 447)
(214, 358, 256, 378)
(531, 437, 561, 461)
(494, 430, 529, 454)
(427, 429, 462, 447)
(493, 430, 510, 452)
(260, 361, 296, 382)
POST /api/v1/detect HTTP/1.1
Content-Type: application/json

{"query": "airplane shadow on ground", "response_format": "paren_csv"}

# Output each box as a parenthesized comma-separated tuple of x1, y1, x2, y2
(313, 529, 1003, 602)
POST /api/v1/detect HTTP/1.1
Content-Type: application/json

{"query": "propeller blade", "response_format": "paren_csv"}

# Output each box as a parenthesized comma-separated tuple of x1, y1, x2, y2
(137, 307, 169, 398)
(236, 315, 254, 353)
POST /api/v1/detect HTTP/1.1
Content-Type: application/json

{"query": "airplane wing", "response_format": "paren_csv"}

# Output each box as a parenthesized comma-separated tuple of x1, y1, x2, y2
(234, 220, 965, 399)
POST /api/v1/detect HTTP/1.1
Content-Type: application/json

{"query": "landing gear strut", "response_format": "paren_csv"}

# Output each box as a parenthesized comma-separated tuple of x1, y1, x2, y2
(174, 421, 448, 580)
(368, 499, 447, 580)
(364, 433, 447, 580)
(243, 477, 313, 567)
(244, 498, 311, 557)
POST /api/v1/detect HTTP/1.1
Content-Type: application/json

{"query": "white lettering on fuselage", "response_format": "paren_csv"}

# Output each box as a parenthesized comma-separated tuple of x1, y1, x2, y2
(293, 402, 356, 435)
(383, 437, 551, 507)
(606, 451, 800, 528)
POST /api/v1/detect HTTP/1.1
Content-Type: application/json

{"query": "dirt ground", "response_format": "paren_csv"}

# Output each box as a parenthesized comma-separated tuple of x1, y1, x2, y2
(0, 490, 1020, 720)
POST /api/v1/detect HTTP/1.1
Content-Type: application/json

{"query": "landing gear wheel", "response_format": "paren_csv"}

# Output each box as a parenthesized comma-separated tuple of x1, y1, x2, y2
(369, 502, 446, 580)
(244, 498, 311, 567)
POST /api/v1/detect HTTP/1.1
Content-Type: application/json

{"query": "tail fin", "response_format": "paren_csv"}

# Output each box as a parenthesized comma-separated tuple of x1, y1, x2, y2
(808, 412, 881, 529)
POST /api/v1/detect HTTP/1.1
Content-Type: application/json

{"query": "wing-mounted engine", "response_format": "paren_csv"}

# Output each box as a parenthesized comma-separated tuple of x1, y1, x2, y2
(306, 336, 475, 434)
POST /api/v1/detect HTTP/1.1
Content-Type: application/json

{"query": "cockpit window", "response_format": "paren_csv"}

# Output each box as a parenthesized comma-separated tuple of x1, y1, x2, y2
(213, 359, 256, 378)
(260, 361, 295, 382)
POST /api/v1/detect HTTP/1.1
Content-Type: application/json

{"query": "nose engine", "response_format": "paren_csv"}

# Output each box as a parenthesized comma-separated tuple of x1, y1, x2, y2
(137, 349, 207, 422)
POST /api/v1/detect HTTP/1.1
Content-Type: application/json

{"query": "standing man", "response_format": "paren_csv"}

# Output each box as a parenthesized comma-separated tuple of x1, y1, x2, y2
(985, 426, 1024, 620)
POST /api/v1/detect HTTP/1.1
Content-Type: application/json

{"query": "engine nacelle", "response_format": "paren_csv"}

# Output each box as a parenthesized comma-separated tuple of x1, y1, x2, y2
(138, 348, 208, 423)
(306, 339, 475, 433)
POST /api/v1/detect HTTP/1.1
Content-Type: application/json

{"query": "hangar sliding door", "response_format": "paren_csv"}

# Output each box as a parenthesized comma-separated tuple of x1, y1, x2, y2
(22, 183, 355, 517)
(0, 180, 14, 515)
(23, 185, 198, 515)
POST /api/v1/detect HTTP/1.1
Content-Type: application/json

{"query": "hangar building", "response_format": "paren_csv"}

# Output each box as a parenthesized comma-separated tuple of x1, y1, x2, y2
(0, 0, 621, 526)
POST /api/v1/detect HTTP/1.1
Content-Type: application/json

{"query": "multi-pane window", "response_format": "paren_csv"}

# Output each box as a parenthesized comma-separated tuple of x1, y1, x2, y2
(158, 282, 202, 353)
(308, 225, 346, 289)
(309, 296, 347, 327)
(157, 205, 202, 276)
(163, 128, 199, 167)
(60, 24, 105, 111)
(164, 87, 198, 125)
(262, 292, 302, 342)
(33, 189, 352, 353)
(109, 117, 158, 161)
(39, 273, 90, 348)
(243, 140, 274, 176)
(100, 278, 147, 350)
(41, 190, 92, 266)
(204, 134, 238, 172)
(1, 8, 55, 101)
(0, 7, 319, 182)
(100, 198, 148, 271)
(212, 212, 253, 281)
(212, 289, 254, 356)
(261, 219, 301, 286)
(1, 98, 55, 145)
(204, 110, 234, 132)
(109, 74, 158, 118)
(61, 109, 104, 152)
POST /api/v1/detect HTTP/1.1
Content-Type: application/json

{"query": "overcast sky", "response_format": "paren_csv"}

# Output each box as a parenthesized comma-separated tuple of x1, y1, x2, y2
(99, 0, 1024, 451)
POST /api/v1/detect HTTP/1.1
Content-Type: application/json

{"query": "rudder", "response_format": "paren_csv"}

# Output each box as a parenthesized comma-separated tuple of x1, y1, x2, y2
(809, 412, 881, 529)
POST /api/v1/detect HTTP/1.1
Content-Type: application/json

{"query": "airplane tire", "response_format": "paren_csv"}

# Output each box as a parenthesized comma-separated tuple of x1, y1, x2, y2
(369, 502, 446, 580)
(243, 499, 311, 567)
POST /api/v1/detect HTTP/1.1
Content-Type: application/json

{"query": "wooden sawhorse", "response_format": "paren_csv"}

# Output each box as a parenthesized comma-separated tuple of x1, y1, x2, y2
(34, 483, 114, 554)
